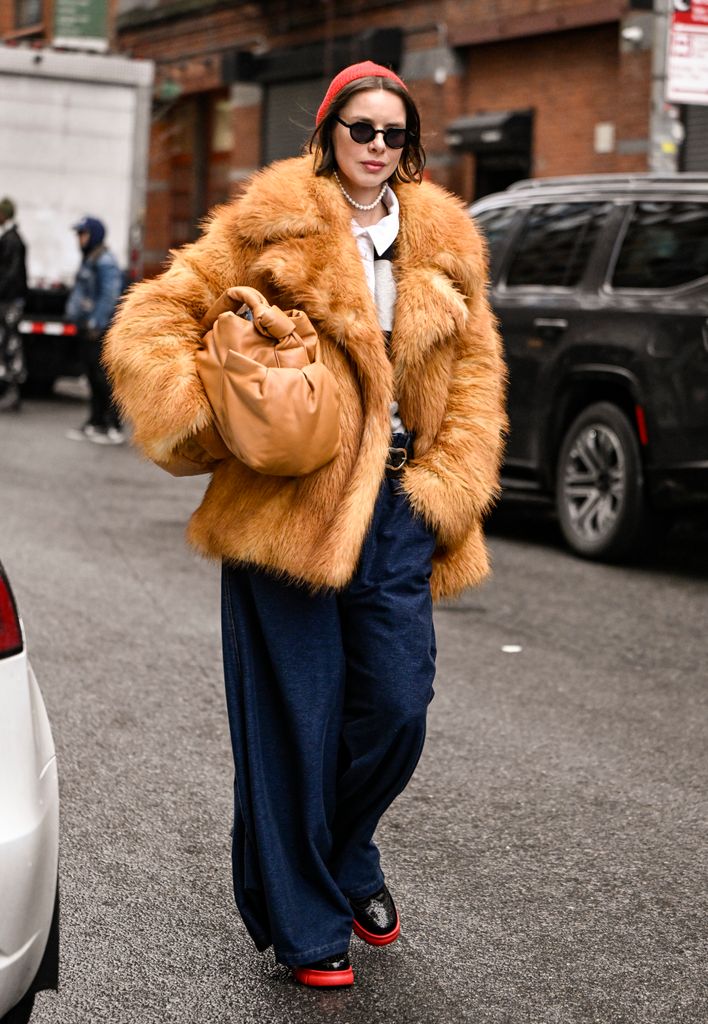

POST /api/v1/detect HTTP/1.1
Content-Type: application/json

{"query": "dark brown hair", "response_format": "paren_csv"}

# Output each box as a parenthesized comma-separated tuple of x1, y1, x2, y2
(308, 76, 426, 184)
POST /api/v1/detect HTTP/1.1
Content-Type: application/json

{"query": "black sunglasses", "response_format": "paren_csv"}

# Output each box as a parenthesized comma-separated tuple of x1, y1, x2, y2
(335, 116, 409, 150)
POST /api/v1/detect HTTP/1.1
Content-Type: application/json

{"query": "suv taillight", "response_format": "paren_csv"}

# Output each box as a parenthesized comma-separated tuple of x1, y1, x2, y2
(0, 565, 23, 658)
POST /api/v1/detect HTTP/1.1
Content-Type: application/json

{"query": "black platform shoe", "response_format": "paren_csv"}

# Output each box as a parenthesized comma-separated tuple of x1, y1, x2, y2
(350, 884, 400, 946)
(292, 952, 354, 987)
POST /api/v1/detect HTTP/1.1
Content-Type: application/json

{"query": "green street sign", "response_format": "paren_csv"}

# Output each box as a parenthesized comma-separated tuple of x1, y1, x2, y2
(54, 0, 109, 50)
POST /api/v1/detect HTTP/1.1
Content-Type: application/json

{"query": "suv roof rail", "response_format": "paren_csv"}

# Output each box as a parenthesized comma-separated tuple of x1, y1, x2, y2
(507, 172, 708, 191)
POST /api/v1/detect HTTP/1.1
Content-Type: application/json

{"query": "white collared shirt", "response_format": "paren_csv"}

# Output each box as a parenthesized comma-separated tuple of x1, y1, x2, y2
(350, 187, 399, 297)
(349, 187, 404, 431)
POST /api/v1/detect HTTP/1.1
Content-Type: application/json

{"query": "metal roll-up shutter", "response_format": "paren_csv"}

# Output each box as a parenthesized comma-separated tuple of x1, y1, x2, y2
(683, 105, 708, 170)
(263, 77, 328, 165)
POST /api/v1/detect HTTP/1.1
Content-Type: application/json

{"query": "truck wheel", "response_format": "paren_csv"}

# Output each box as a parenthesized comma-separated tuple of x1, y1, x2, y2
(556, 402, 645, 560)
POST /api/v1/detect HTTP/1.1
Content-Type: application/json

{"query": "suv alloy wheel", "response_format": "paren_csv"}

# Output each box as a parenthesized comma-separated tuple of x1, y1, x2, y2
(556, 402, 645, 560)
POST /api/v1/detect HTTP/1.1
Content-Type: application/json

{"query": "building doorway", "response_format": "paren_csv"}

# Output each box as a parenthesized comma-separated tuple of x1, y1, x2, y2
(446, 109, 533, 200)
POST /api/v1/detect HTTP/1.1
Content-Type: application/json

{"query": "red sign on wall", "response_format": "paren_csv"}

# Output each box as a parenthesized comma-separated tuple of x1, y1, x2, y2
(667, 1, 708, 104)
(672, 0, 708, 25)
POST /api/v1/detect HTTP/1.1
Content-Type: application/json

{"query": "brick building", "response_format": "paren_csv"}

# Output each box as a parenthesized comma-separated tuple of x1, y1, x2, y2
(111, 0, 661, 276)
(2, 1, 670, 276)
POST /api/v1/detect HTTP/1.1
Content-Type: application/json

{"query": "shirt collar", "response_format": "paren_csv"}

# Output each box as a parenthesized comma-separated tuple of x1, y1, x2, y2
(350, 186, 399, 255)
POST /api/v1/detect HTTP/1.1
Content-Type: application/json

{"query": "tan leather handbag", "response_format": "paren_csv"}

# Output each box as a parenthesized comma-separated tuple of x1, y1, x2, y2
(195, 286, 341, 476)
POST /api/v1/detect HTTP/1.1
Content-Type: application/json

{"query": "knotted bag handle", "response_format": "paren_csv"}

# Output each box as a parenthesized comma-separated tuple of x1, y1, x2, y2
(201, 287, 309, 365)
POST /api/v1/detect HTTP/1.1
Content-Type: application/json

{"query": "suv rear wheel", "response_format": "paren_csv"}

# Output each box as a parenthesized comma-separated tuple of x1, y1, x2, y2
(556, 402, 645, 559)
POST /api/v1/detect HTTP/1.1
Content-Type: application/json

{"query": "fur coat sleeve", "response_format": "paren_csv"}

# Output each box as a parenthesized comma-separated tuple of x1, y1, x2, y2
(103, 214, 249, 464)
(392, 183, 507, 552)
(402, 273, 506, 549)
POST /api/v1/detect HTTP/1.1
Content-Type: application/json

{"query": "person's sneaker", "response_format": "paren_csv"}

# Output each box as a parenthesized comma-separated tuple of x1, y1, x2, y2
(350, 884, 400, 946)
(0, 383, 21, 412)
(89, 426, 126, 446)
(66, 423, 104, 442)
(292, 953, 354, 988)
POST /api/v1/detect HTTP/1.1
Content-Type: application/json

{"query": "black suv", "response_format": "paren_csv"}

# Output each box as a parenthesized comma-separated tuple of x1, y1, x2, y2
(471, 174, 708, 559)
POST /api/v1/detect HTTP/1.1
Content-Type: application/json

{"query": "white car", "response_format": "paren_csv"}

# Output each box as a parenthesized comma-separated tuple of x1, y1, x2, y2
(0, 562, 59, 1021)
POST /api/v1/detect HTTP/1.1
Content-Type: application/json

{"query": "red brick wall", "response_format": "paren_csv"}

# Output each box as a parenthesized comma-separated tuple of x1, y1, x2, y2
(446, 0, 627, 45)
(230, 100, 262, 184)
(616, 46, 653, 173)
(142, 119, 173, 276)
(435, 23, 651, 198)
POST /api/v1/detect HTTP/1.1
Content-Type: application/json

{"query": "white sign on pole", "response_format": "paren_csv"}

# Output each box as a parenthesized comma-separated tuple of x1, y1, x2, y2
(667, 0, 708, 105)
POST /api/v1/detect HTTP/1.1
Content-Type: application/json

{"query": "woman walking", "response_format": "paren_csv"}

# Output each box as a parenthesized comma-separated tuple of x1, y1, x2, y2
(104, 61, 506, 988)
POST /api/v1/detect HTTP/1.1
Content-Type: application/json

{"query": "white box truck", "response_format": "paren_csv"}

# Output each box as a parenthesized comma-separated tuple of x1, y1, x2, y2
(0, 45, 153, 392)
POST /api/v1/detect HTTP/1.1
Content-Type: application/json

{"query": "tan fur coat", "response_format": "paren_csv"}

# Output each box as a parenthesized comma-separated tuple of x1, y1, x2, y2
(104, 155, 507, 600)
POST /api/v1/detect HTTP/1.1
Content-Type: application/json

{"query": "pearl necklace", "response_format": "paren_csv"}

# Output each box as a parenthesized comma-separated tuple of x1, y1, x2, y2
(334, 171, 387, 211)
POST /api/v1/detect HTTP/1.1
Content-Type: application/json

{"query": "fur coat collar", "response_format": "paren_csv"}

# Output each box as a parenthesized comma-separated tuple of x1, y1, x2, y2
(231, 153, 478, 375)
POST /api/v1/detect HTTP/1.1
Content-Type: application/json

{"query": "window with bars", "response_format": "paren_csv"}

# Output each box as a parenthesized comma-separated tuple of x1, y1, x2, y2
(15, 0, 42, 27)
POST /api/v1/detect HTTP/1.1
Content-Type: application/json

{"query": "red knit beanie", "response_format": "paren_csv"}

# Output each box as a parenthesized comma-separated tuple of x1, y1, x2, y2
(315, 61, 408, 127)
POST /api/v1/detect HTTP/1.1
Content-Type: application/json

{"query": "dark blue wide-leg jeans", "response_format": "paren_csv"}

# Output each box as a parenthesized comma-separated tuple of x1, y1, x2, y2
(220, 441, 437, 967)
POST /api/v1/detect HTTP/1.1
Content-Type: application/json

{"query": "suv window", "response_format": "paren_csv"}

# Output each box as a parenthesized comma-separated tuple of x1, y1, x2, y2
(473, 207, 519, 280)
(506, 202, 612, 288)
(611, 201, 708, 290)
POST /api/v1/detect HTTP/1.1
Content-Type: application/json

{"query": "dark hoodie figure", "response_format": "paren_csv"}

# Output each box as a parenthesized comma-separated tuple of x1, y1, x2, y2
(65, 216, 125, 444)
(0, 196, 28, 412)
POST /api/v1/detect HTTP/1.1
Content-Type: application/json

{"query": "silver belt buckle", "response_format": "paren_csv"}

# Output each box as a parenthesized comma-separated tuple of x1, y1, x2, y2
(385, 447, 408, 472)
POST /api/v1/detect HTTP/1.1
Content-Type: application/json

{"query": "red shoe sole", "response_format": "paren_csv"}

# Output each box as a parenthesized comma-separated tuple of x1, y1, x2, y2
(293, 965, 354, 988)
(352, 914, 400, 946)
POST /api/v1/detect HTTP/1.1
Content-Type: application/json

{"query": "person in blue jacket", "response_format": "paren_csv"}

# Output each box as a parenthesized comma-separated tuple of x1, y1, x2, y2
(65, 216, 125, 444)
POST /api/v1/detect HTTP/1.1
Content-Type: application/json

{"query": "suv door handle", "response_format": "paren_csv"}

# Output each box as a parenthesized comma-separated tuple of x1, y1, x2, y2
(533, 318, 568, 331)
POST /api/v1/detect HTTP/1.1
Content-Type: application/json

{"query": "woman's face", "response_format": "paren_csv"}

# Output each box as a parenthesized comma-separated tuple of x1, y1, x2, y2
(332, 88, 407, 199)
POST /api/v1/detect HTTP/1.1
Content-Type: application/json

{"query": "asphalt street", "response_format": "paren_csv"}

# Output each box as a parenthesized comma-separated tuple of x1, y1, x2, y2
(2, 385, 706, 1024)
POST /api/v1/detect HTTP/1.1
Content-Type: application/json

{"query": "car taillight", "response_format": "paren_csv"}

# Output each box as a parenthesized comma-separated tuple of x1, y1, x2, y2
(0, 566, 23, 658)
